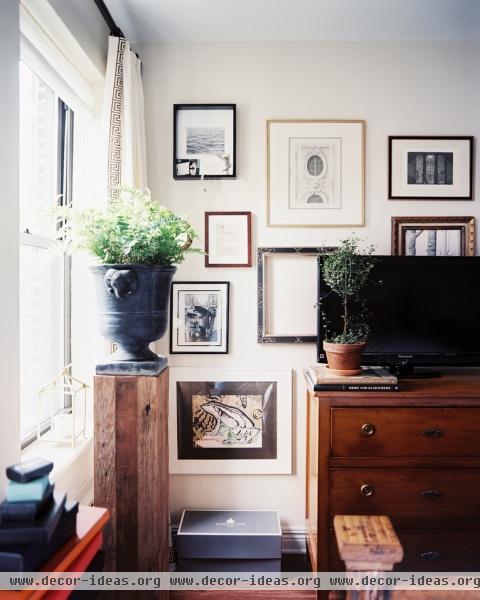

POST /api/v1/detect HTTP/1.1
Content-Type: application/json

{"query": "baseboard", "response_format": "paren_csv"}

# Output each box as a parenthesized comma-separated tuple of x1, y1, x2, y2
(170, 524, 306, 555)
(281, 528, 307, 554)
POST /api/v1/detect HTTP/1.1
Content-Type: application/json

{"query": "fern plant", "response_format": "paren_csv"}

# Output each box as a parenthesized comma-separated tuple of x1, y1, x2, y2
(321, 235, 376, 344)
(53, 187, 199, 266)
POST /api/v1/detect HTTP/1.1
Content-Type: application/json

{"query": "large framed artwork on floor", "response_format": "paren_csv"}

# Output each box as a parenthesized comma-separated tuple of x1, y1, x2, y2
(169, 368, 292, 474)
(267, 119, 365, 227)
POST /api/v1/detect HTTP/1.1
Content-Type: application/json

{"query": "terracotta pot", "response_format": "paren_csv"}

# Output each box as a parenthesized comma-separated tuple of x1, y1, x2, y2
(322, 341, 367, 376)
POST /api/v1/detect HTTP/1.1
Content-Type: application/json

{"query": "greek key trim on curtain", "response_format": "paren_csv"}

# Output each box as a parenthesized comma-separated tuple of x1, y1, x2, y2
(107, 38, 126, 203)
(103, 36, 147, 204)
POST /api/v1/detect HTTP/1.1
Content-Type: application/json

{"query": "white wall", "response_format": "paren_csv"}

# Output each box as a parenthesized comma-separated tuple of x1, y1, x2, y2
(0, 0, 20, 497)
(46, 0, 109, 75)
(140, 40, 480, 532)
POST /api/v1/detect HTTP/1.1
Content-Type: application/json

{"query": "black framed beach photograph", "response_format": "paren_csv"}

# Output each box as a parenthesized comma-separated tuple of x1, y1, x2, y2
(205, 211, 252, 267)
(173, 104, 236, 179)
(391, 216, 475, 256)
(170, 282, 230, 354)
(168, 367, 292, 474)
(389, 136, 473, 200)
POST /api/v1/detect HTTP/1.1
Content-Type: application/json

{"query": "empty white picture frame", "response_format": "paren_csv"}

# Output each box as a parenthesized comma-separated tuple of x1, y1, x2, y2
(257, 247, 326, 343)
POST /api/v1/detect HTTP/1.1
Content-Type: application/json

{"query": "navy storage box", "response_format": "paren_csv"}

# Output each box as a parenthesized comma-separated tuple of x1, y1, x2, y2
(176, 509, 282, 572)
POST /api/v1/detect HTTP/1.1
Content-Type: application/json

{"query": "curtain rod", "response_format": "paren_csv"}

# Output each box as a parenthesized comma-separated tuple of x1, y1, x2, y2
(93, 0, 124, 38)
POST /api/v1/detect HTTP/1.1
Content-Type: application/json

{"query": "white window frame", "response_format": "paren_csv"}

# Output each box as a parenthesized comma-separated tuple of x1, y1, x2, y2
(18, 0, 105, 505)
(18, 67, 74, 448)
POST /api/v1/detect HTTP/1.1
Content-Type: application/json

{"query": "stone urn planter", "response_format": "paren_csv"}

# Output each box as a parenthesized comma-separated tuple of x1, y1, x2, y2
(91, 264, 176, 375)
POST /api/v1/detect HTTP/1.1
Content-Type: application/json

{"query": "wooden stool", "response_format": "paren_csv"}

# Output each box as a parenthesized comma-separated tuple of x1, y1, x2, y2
(333, 515, 403, 600)
(333, 515, 480, 600)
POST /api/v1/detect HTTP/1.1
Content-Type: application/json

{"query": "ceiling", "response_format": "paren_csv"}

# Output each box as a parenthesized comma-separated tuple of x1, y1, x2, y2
(105, 0, 480, 44)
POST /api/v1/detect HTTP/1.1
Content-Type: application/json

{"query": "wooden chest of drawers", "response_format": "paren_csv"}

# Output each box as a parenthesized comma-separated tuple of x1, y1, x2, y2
(305, 371, 480, 591)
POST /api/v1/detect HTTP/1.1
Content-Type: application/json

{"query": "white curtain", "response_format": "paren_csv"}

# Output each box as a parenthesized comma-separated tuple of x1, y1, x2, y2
(103, 36, 147, 203)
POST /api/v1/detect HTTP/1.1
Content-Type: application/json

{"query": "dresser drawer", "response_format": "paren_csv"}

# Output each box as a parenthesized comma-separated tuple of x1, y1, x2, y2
(331, 407, 480, 457)
(399, 529, 480, 571)
(331, 468, 480, 518)
(329, 529, 480, 572)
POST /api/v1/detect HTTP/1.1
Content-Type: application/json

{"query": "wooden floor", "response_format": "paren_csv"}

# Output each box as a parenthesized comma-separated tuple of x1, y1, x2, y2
(170, 555, 317, 599)
(171, 592, 480, 599)
(171, 593, 316, 599)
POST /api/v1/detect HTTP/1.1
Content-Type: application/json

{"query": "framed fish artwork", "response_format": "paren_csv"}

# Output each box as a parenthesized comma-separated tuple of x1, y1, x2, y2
(169, 368, 292, 474)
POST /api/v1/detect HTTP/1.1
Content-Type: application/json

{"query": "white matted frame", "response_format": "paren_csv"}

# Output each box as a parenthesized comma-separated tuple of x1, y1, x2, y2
(267, 120, 365, 227)
(170, 282, 230, 354)
(389, 136, 473, 200)
(205, 211, 252, 267)
(169, 367, 292, 474)
(173, 104, 236, 179)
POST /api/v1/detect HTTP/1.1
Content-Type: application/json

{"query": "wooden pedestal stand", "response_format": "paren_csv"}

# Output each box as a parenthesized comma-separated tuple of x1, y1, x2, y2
(94, 369, 169, 598)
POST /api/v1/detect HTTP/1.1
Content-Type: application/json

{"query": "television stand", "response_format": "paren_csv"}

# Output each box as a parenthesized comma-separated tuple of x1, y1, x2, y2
(305, 369, 480, 598)
(390, 364, 442, 379)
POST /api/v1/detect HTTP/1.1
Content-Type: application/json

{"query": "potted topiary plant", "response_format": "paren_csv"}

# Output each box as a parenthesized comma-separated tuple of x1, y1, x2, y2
(320, 236, 376, 376)
(55, 187, 198, 374)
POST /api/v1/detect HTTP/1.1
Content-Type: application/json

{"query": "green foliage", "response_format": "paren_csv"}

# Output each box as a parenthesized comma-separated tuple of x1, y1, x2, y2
(321, 235, 376, 344)
(321, 306, 371, 344)
(53, 187, 199, 266)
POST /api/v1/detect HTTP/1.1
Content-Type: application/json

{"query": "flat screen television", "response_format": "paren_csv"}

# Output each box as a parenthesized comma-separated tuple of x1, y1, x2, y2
(316, 256, 480, 375)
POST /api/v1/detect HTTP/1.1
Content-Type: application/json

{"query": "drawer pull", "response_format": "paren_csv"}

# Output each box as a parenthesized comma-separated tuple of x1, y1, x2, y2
(420, 551, 441, 561)
(422, 489, 442, 499)
(422, 427, 443, 438)
(361, 423, 376, 437)
(360, 484, 375, 497)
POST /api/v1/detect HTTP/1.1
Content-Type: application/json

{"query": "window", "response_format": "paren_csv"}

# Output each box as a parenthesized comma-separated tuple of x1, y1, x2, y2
(19, 61, 73, 447)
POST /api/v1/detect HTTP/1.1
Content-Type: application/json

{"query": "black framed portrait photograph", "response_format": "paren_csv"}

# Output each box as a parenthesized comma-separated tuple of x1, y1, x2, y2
(173, 104, 236, 179)
(389, 136, 473, 200)
(170, 281, 230, 354)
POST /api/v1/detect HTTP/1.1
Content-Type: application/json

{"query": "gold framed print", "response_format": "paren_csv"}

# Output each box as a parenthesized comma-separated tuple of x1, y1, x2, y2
(391, 216, 475, 256)
(267, 119, 365, 227)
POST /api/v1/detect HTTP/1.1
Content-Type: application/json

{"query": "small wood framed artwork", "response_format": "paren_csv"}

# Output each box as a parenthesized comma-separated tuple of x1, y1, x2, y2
(205, 212, 252, 267)
(170, 282, 229, 354)
(267, 119, 365, 227)
(173, 104, 236, 179)
(389, 136, 474, 200)
(391, 216, 475, 256)
(169, 367, 292, 474)
(257, 247, 330, 343)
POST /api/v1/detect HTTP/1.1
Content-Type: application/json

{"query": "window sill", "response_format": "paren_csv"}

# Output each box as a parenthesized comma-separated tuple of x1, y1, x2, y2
(22, 435, 93, 504)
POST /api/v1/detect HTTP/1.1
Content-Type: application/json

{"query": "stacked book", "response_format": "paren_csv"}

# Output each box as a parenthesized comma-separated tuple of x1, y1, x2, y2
(307, 364, 400, 392)
(0, 458, 78, 571)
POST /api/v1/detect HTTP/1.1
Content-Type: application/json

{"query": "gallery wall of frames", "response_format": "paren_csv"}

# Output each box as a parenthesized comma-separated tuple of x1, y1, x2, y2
(168, 108, 476, 476)
(140, 39, 480, 526)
